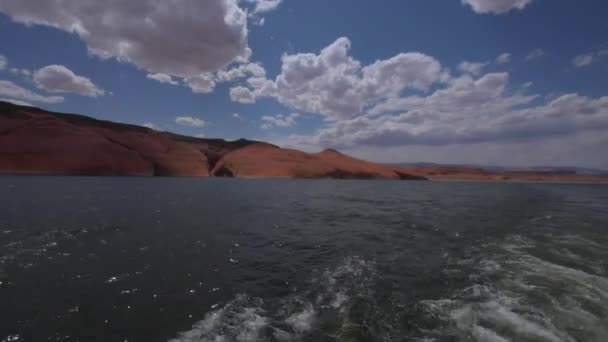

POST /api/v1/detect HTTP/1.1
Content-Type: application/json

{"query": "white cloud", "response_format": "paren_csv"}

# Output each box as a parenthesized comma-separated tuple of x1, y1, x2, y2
(246, 0, 282, 14)
(261, 113, 299, 129)
(175, 116, 206, 127)
(9, 68, 31, 77)
(0, 0, 250, 78)
(0, 80, 64, 103)
(253, 17, 266, 26)
(287, 70, 608, 150)
(216, 63, 266, 82)
(232, 113, 242, 119)
(0, 1, 271, 97)
(147, 73, 178, 85)
(0, 55, 7, 70)
(230, 86, 256, 103)
(184, 74, 216, 94)
(526, 48, 545, 61)
(33, 65, 104, 97)
(458, 61, 488, 76)
(142, 122, 160, 130)
(462, 0, 535, 14)
(1, 98, 34, 107)
(572, 50, 608, 68)
(496, 53, 511, 64)
(174, 62, 266, 94)
(573, 54, 594, 68)
(233, 37, 444, 121)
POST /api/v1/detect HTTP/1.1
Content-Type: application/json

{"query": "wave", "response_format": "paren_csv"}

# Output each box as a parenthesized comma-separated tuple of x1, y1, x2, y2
(169, 256, 380, 342)
(421, 234, 608, 342)
(170, 232, 608, 342)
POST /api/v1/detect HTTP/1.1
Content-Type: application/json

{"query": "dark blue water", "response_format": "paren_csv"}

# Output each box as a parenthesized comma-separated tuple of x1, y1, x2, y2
(0, 177, 607, 342)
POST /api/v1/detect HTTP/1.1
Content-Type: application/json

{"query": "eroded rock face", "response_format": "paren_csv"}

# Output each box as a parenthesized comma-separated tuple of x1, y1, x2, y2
(209, 145, 422, 180)
(0, 111, 155, 176)
(0, 102, 215, 176)
(0, 101, 425, 180)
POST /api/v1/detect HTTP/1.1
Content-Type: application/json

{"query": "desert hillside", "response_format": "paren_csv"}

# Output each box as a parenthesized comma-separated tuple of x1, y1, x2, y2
(394, 164, 608, 183)
(0, 101, 424, 180)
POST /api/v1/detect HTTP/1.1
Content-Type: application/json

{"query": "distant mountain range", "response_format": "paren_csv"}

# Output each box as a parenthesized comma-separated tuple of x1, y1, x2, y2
(392, 163, 608, 176)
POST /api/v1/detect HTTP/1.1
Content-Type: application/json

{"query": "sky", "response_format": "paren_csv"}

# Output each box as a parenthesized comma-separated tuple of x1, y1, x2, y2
(0, 0, 607, 168)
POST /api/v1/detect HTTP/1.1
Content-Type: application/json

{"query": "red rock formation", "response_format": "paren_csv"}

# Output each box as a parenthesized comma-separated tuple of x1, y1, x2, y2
(0, 101, 425, 180)
(3, 101, 605, 182)
(209, 145, 426, 179)
(394, 165, 608, 183)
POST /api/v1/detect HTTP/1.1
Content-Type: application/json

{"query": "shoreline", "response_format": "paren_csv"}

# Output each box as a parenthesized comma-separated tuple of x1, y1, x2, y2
(1, 173, 607, 184)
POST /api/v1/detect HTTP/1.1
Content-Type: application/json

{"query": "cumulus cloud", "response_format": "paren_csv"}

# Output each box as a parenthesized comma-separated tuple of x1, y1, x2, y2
(147, 73, 178, 85)
(287, 71, 608, 150)
(184, 74, 216, 94)
(0, 80, 64, 104)
(0, 1, 281, 98)
(175, 116, 206, 127)
(230, 86, 257, 103)
(217, 63, 266, 82)
(462, 0, 535, 14)
(239, 38, 608, 156)
(175, 62, 266, 94)
(0, 55, 7, 70)
(232, 37, 444, 120)
(0, 0, 249, 78)
(261, 113, 299, 129)
(33, 65, 104, 97)
(246, 0, 283, 14)
(458, 61, 488, 76)
(232, 113, 242, 119)
(496, 53, 511, 64)
(526, 48, 545, 61)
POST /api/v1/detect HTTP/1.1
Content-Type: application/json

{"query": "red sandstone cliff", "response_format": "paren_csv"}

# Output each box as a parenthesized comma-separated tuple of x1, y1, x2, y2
(0, 101, 424, 180)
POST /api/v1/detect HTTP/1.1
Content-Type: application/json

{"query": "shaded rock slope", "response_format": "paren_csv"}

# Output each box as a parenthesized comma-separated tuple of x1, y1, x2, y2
(0, 101, 425, 180)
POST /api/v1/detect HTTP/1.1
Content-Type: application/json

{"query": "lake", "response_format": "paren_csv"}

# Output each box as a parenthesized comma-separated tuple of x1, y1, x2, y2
(0, 177, 607, 341)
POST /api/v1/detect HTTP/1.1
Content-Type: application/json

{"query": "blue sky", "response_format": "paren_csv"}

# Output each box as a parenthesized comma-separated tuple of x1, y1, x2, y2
(1, 0, 607, 168)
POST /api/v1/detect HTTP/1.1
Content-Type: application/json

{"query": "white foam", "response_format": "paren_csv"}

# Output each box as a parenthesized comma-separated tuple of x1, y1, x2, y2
(471, 325, 510, 342)
(331, 291, 349, 309)
(423, 233, 608, 342)
(169, 256, 377, 341)
(235, 308, 268, 341)
(285, 305, 315, 333)
(169, 298, 268, 342)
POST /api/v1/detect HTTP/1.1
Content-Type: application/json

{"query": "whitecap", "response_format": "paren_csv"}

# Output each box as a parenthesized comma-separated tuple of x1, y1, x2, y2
(169, 256, 378, 341)
(422, 233, 608, 342)
(285, 305, 315, 333)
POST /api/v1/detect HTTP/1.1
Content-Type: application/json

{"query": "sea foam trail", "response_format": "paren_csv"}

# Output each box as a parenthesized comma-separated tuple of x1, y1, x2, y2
(421, 234, 608, 342)
(169, 257, 378, 342)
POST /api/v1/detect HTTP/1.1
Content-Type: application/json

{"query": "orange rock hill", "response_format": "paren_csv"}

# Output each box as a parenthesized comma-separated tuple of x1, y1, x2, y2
(0, 101, 425, 180)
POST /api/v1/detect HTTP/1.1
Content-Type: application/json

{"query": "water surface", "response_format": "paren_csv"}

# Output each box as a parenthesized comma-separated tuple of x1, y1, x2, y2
(0, 177, 607, 341)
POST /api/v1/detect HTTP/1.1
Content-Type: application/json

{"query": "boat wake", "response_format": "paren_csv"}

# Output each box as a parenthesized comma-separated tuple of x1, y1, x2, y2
(421, 235, 608, 342)
(170, 232, 608, 342)
(170, 256, 383, 341)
